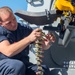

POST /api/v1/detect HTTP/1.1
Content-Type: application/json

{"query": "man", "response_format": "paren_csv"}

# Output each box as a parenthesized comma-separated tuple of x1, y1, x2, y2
(0, 6, 55, 75)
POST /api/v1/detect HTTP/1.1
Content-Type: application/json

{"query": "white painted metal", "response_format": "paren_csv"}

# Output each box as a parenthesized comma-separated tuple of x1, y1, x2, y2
(27, 0, 75, 75)
(27, 0, 51, 12)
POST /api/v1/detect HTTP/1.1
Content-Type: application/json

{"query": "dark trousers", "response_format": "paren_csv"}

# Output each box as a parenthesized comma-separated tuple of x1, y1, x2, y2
(0, 59, 50, 75)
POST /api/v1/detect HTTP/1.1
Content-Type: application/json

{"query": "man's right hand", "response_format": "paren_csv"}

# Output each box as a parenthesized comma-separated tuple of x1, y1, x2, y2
(27, 28, 42, 42)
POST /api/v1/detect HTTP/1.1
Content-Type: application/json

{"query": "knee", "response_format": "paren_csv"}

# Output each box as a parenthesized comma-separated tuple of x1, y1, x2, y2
(1, 59, 26, 75)
(6, 59, 25, 69)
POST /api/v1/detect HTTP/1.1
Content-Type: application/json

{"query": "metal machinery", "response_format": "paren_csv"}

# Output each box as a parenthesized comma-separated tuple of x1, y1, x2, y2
(15, 0, 75, 75)
(26, 0, 43, 4)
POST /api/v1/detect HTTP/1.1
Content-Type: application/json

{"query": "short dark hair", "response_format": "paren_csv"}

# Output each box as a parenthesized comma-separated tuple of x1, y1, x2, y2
(0, 6, 13, 12)
(0, 6, 13, 22)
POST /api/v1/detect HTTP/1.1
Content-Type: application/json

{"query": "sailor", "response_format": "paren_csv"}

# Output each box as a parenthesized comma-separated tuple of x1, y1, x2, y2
(0, 6, 55, 75)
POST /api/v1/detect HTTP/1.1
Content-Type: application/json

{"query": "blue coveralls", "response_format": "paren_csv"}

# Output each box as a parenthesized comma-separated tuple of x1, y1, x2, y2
(0, 23, 50, 75)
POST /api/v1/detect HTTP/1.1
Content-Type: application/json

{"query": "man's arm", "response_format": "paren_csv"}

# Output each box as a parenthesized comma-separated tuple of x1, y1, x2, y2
(0, 28, 42, 57)
(0, 36, 31, 57)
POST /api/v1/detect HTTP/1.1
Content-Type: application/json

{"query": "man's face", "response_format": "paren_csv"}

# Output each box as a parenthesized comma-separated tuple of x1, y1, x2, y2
(1, 12, 18, 31)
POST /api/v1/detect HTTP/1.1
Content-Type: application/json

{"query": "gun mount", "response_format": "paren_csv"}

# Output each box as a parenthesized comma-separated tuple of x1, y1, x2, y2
(15, 0, 75, 47)
(15, 9, 75, 47)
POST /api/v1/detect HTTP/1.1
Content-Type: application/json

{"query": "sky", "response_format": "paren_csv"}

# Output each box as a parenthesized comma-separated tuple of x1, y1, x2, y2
(0, 0, 27, 21)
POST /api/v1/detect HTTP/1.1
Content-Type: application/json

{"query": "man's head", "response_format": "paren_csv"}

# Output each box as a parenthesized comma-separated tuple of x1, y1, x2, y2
(0, 6, 18, 31)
